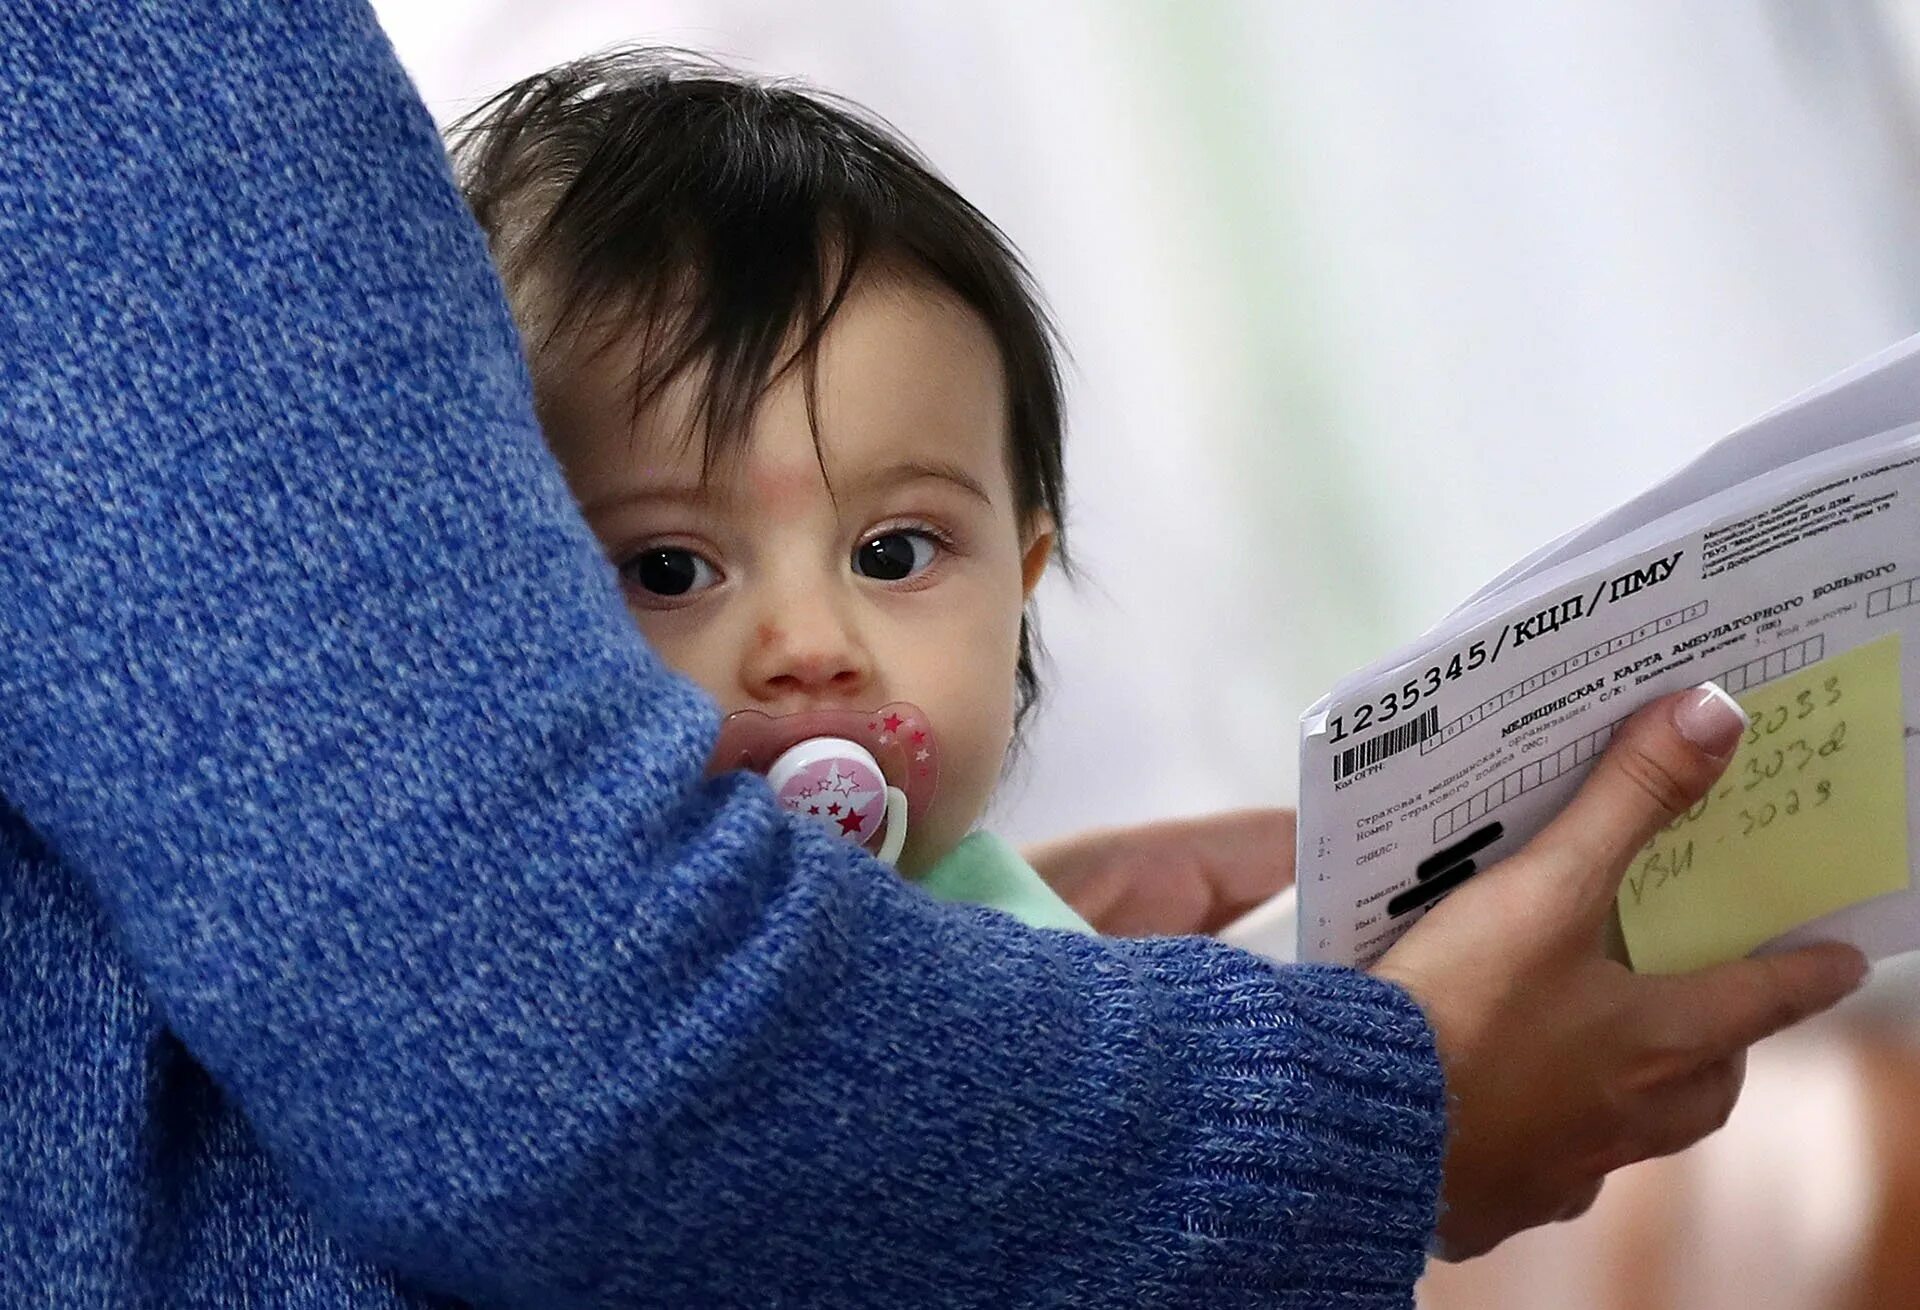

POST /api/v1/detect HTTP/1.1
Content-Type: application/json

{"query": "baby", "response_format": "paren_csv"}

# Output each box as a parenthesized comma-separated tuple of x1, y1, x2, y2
(449, 49, 1089, 929)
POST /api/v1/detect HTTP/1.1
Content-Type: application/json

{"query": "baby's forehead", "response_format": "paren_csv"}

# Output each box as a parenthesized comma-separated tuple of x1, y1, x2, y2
(547, 279, 1016, 504)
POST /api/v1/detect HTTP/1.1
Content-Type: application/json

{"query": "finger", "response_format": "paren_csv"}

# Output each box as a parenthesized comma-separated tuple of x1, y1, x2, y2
(1630, 1056, 1747, 1164)
(1552, 1176, 1605, 1224)
(1526, 684, 1748, 923)
(1030, 811, 1299, 937)
(1191, 808, 1298, 932)
(1653, 942, 1868, 1065)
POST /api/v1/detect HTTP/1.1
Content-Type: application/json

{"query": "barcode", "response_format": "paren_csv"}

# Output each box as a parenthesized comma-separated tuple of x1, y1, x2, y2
(1334, 708, 1439, 782)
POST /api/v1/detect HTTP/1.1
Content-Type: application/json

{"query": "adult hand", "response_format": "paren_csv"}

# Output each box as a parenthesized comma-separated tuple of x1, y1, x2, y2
(1024, 808, 1295, 937)
(1374, 684, 1869, 1260)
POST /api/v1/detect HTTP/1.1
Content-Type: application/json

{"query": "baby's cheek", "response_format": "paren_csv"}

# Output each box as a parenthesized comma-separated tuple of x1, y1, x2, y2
(903, 715, 1013, 876)
(631, 618, 729, 701)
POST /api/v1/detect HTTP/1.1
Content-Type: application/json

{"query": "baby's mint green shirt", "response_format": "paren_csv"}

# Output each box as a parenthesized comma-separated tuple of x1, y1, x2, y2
(915, 832, 1093, 933)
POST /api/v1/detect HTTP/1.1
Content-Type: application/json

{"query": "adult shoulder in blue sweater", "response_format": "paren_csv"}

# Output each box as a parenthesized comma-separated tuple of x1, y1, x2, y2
(0, 2, 1442, 1304)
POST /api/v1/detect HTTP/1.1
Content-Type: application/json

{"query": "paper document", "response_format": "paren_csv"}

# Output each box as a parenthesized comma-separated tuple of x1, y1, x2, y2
(1297, 338, 1920, 969)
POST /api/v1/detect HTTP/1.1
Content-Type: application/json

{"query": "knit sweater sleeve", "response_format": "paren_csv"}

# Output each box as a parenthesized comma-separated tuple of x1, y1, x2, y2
(0, 3, 1444, 1305)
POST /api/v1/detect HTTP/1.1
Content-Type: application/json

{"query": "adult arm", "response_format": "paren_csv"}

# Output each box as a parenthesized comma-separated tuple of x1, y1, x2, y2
(1026, 700, 1871, 1261)
(0, 4, 1442, 1305)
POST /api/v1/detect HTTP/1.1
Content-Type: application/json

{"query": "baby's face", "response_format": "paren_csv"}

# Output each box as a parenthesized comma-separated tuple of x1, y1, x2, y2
(543, 275, 1051, 875)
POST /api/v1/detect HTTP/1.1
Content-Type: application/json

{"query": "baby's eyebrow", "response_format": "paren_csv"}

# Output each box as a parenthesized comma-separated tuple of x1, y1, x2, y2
(861, 460, 993, 506)
(579, 461, 992, 515)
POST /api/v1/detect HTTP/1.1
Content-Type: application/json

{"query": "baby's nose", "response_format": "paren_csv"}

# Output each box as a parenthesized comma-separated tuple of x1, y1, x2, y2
(742, 599, 874, 703)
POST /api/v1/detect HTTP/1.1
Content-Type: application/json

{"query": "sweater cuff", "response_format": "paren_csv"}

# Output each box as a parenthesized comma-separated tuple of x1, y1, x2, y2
(1121, 944, 1446, 1300)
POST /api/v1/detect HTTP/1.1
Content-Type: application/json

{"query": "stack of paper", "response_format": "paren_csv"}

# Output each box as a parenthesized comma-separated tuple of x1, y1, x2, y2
(1226, 336, 1920, 972)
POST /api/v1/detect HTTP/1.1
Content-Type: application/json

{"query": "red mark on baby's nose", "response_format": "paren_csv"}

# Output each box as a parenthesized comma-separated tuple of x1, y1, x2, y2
(756, 622, 781, 647)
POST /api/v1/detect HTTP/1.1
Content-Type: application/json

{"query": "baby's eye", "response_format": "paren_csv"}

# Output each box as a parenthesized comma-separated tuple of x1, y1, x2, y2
(621, 547, 720, 599)
(853, 530, 939, 582)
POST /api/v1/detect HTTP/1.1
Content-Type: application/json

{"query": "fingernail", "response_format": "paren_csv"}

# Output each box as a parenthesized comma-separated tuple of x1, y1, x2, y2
(1672, 682, 1748, 758)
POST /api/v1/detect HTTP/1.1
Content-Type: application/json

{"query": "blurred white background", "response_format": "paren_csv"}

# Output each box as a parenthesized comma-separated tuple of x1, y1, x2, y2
(369, 4, 1920, 1305)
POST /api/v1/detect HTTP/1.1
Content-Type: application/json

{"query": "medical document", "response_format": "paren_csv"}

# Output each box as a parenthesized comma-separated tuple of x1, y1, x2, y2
(1297, 336, 1920, 970)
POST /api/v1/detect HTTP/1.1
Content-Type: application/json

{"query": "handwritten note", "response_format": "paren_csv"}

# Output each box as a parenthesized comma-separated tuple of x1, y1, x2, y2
(1618, 633, 1909, 974)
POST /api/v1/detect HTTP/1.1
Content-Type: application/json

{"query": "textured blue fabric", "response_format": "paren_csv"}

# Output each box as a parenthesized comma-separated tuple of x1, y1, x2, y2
(0, 2, 1446, 1305)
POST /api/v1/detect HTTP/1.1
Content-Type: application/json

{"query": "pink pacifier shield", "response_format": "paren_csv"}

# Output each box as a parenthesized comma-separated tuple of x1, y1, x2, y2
(707, 701, 938, 822)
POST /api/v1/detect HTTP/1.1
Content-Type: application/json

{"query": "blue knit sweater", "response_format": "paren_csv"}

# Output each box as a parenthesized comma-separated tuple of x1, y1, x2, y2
(0, 3, 1445, 1305)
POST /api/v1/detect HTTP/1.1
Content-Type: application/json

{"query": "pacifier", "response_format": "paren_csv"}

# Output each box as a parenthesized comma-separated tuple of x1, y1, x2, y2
(707, 701, 938, 866)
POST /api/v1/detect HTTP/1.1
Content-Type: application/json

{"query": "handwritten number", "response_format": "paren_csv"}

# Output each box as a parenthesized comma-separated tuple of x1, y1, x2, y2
(1819, 720, 1847, 758)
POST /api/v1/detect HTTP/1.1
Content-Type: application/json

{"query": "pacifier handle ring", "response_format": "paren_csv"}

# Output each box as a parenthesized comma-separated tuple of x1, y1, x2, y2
(874, 786, 909, 865)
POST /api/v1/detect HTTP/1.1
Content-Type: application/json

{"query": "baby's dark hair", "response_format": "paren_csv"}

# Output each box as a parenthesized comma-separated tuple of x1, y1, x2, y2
(446, 48, 1067, 727)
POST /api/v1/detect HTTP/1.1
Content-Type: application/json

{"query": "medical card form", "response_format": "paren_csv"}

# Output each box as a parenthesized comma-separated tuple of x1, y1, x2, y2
(1297, 336, 1920, 971)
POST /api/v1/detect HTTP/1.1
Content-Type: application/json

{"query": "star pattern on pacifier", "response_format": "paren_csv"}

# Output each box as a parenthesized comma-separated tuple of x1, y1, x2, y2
(707, 702, 938, 866)
(780, 763, 882, 838)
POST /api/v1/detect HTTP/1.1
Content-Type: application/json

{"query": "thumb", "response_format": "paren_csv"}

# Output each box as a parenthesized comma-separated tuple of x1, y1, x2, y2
(1525, 683, 1749, 925)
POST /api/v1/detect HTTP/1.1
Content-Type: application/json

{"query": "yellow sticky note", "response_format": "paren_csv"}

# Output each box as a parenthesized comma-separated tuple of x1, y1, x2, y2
(1618, 633, 1909, 974)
